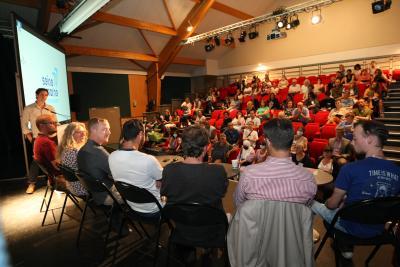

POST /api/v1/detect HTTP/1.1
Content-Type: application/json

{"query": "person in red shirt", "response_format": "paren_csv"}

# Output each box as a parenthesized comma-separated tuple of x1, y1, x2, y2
(32, 114, 60, 191)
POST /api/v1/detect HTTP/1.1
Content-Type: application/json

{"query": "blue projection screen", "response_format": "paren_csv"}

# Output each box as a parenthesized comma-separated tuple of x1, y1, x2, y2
(14, 16, 71, 122)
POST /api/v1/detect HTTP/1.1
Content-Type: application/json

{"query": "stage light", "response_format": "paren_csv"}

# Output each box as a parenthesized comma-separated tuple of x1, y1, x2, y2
(214, 36, 220, 46)
(248, 26, 259, 39)
(238, 30, 247, 42)
(372, 0, 391, 14)
(225, 33, 234, 45)
(287, 14, 300, 30)
(277, 19, 286, 29)
(311, 9, 322, 25)
(186, 21, 193, 32)
(205, 37, 215, 52)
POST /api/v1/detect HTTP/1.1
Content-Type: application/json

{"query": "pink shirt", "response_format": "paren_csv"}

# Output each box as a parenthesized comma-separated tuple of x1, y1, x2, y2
(234, 156, 317, 207)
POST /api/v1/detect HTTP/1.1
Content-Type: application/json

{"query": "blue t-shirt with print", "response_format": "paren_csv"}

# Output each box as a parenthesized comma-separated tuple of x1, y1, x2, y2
(335, 157, 400, 238)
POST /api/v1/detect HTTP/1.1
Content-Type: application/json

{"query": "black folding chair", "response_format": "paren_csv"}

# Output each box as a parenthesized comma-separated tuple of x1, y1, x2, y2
(314, 197, 400, 267)
(114, 181, 166, 267)
(36, 161, 81, 231)
(162, 203, 229, 266)
(74, 171, 114, 248)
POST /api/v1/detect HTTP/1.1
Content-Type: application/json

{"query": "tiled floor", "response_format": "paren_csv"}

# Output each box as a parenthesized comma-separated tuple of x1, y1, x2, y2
(0, 179, 396, 267)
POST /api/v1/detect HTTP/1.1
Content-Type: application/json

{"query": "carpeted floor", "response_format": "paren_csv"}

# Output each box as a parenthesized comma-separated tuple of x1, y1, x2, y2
(0, 179, 396, 267)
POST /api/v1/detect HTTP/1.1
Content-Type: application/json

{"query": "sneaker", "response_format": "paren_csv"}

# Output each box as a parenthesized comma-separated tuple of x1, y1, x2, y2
(341, 251, 353, 259)
(26, 184, 36, 194)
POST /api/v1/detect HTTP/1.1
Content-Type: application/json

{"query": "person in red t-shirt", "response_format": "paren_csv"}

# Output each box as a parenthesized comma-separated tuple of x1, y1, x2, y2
(32, 114, 60, 192)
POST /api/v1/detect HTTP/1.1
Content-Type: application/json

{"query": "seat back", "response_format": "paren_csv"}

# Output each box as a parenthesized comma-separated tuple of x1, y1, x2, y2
(292, 122, 303, 134)
(75, 171, 106, 194)
(337, 197, 400, 225)
(304, 122, 320, 141)
(309, 140, 328, 160)
(163, 203, 227, 228)
(114, 181, 163, 211)
(320, 124, 337, 139)
(59, 164, 79, 182)
(314, 111, 330, 126)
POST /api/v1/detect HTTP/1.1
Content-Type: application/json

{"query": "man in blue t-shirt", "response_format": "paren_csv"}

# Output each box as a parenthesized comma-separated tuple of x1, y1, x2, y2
(312, 120, 400, 258)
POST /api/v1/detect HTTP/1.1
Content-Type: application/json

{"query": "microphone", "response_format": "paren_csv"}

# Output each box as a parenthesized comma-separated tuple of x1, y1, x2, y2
(43, 107, 71, 125)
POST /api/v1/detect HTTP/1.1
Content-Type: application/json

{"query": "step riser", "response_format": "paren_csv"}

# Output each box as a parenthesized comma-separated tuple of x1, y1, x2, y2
(387, 140, 400, 146)
(383, 113, 400, 118)
(386, 125, 400, 131)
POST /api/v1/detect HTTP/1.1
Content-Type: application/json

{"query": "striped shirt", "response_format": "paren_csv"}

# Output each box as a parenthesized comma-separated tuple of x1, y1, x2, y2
(234, 156, 317, 207)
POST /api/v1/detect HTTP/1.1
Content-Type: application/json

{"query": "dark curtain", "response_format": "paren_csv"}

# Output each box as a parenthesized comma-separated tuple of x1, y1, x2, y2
(161, 76, 191, 104)
(0, 35, 26, 179)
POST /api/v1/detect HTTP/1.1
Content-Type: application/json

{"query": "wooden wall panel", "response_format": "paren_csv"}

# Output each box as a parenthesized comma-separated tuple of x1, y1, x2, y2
(128, 74, 148, 117)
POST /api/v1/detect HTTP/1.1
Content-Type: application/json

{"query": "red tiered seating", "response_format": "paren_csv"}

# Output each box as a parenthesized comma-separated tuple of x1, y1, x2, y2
(309, 139, 329, 161)
(228, 86, 237, 96)
(262, 94, 270, 102)
(317, 93, 327, 102)
(277, 88, 289, 104)
(229, 109, 238, 119)
(297, 76, 306, 85)
(307, 76, 318, 84)
(304, 122, 321, 141)
(319, 75, 329, 85)
(392, 69, 400, 81)
(211, 110, 222, 120)
(314, 110, 330, 126)
(176, 109, 184, 117)
(293, 93, 304, 104)
(358, 83, 368, 98)
(219, 87, 228, 100)
(227, 148, 240, 164)
(242, 96, 253, 109)
(292, 122, 303, 134)
(320, 124, 337, 140)
(215, 119, 224, 130)
(271, 109, 283, 118)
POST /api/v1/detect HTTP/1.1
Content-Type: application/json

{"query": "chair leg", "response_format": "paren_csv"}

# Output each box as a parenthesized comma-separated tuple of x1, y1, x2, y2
(68, 195, 83, 212)
(57, 193, 69, 231)
(365, 245, 381, 267)
(153, 221, 162, 267)
(138, 221, 151, 239)
(314, 231, 330, 259)
(103, 212, 114, 257)
(41, 189, 54, 226)
(40, 185, 50, 212)
(76, 200, 89, 247)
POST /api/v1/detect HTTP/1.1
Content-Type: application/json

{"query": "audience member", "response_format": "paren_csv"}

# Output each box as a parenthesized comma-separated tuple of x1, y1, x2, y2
(278, 75, 289, 89)
(253, 141, 268, 164)
(234, 118, 316, 207)
(289, 78, 301, 96)
(284, 100, 295, 118)
(353, 99, 372, 121)
(290, 126, 308, 154)
(58, 122, 88, 196)
(338, 112, 355, 140)
(109, 119, 163, 217)
(312, 120, 400, 258)
(317, 146, 334, 174)
(256, 100, 270, 121)
(242, 121, 258, 148)
(268, 93, 281, 110)
(77, 118, 117, 205)
(224, 122, 240, 145)
(221, 111, 232, 131)
(292, 143, 314, 168)
(245, 110, 261, 127)
(161, 125, 228, 246)
(237, 140, 255, 167)
(328, 126, 353, 176)
(331, 78, 343, 99)
(327, 100, 346, 124)
(292, 102, 311, 124)
(210, 133, 231, 163)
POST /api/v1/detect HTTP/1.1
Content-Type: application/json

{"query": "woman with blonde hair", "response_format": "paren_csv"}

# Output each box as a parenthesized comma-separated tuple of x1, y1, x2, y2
(58, 122, 88, 196)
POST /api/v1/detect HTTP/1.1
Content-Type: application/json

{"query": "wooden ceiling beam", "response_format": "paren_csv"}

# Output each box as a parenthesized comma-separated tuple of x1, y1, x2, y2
(129, 59, 147, 70)
(138, 29, 157, 56)
(91, 12, 177, 36)
(158, 0, 215, 75)
(191, 0, 253, 20)
(36, 0, 52, 33)
(172, 57, 205, 66)
(61, 44, 158, 62)
(162, 0, 176, 30)
(72, 20, 103, 34)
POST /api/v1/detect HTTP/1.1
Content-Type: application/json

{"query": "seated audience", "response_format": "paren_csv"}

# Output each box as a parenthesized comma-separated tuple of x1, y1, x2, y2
(313, 78, 325, 95)
(210, 133, 232, 163)
(181, 97, 192, 111)
(237, 140, 255, 167)
(235, 118, 316, 206)
(164, 129, 182, 154)
(34, 114, 62, 184)
(245, 110, 261, 128)
(268, 93, 281, 110)
(301, 79, 311, 100)
(317, 146, 334, 174)
(243, 121, 258, 148)
(109, 119, 163, 217)
(343, 69, 354, 85)
(304, 92, 320, 114)
(353, 99, 372, 121)
(331, 78, 343, 99)
(232, 110, 246, 130)
(289, 78, 301, 96)
(358, 69, 371, 84)
(193, 110, 206, 124)
(221, 111, 232, 131)
(58, 122, 88, 196)
(292, 143, 314, 168)
(338, 112, 355, 140)
(256, 100, 270, 121)
(161, 125, 228, 246)
(290, 126, 308, 154)
(224, 122, 240, 145)
(278, 75, 289, 89)
(77, 118, 118, 205)
(254, 141, 268, 164)
(312, 120, 400, 259)
(340, 90, 355, 109)
(328, 126, 354, 176)
(246, 100, 255, 114)
(327, 100, 346, 124)
(283, 100, 295, 118)
(292, 102, 311, 124)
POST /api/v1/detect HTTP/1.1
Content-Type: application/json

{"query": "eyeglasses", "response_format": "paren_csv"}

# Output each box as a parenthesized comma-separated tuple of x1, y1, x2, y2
(42, 121, 57, 125)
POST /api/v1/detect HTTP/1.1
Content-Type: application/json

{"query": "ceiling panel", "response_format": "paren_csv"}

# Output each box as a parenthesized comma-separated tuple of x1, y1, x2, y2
(67, 55, 144, 70)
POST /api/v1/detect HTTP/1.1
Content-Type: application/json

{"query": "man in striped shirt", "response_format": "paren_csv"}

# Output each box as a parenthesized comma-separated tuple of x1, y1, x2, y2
(234, 118, 317, 207)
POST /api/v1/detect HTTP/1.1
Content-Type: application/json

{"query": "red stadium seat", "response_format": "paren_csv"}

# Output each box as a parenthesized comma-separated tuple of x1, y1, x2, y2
(313, 138, 329, 144)
(309, 140, 329, 161)
(262, 95, 270, 102)
(293, 93, 305, 104)
(211, 110, 222, 120)
(229, 109, 238, 119)
(297, 76, 306, 85)
(320, 124, 337, 140)
(392, 69, 400, 81)
(227, 148, 240, 164)
(209, 119, 216, 126)
(307, 76, 318, 84)
(271, 109, 283, 118)
(176, 109, 184, 117)
(317, 93, 327, 102)
(304, 122, 321, 141)
(292, 122, 303, 134)
(228, 86, 237, 96)
(358, 83, 368, 98)
(314, 110, 330, 126)
(215, 119, 224, 130)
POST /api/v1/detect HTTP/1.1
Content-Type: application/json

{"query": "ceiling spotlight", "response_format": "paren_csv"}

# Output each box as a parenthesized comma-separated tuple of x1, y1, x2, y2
(238, 30, 247, 42)
(287, 14, 300, 30)
(186, 21, 193, 32)
(277, 17, 287, 29)
(286, 22, 291, 30)
(214, 36, 220, 46)
(225, 33, 234, 45)
(248, 26, 259, 39)
(205, 37, 215, 52)
(311, 9, 322, 25)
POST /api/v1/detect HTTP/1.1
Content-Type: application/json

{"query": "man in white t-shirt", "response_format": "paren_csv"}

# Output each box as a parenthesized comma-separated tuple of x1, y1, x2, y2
(288, 78, 301, 95)
(245, 110, 261, 128)
(109, 119, 163, 216)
